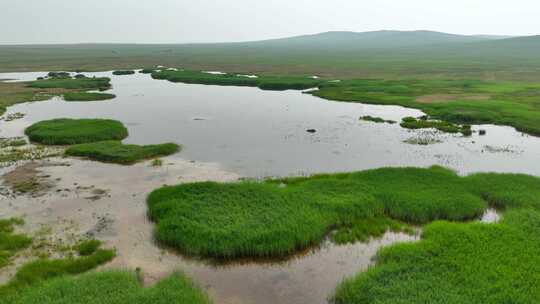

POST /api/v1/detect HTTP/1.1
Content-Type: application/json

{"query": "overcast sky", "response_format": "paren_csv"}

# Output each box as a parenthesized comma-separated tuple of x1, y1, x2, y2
(1, 0, 539, 44)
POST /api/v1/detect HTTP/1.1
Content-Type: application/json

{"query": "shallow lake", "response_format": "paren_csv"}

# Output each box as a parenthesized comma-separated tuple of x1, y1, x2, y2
(1, 71, 540, 177)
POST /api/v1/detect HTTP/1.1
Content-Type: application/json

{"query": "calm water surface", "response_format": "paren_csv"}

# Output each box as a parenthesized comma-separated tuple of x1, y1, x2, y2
(1, 71, 539, 177)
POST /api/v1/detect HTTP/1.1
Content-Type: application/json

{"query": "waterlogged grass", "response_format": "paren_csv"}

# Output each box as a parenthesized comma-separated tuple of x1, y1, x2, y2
(112, 70, 135, 75)
(313, 79, 540, 136)
(27, 77, 111, 91)
(4, 270, 211, 304)
(0, 247, 115, 294)
(63, 92, 116, 102)
(359, 116, 396, 124)
(75, 239, 102, 256)
(0, 218, 32, 269)
(400, 116, 472, 135)
(65, 141, 180, 164)
(25, 119, 128, 145)
(147, 166, 540, 259)
(152, 69, 322, 91)
(333, 209, 540, 304)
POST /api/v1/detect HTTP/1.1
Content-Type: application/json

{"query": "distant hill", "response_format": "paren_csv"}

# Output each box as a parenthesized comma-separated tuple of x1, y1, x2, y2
(0, 31, 539, 80)
(234, 30, 496, 50)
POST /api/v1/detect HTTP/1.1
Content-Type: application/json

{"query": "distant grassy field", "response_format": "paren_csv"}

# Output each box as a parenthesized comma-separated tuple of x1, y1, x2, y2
(1, 36, 540, 81)
(65, 141, 180, 164)
(147, 166, 540, 259)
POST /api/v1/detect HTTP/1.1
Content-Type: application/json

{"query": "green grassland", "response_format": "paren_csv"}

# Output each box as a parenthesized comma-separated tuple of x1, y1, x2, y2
(5, 271, 211, 304)
(25, 118, 128, 145)
(63, 92, 116, 101)
(147, 166, 540, 259)
(332, 208, 540, 304)
(152, 69, 321, 90)
(65, 141, 180, 164)
(0, 33, 539, 81)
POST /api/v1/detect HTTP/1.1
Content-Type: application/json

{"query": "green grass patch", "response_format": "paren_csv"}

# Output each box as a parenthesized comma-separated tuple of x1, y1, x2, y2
(332, 209, 540, 304)
(27, 77, 111, 91)
(63, 92, 116, 102)
(4, 270, 211, 304)
(25, 119, 128, 145)
(65, 141, 180, 164)
(0, 218, 32, 269)
(75, 239, 102, 256)
(359, 116, 396, 124)
(112, 70, 135, 75)
(400, 116, 472, 135)
(0, 247, 115, 294)
(147, 166, 540, 259)
(152, 69, 322, 91)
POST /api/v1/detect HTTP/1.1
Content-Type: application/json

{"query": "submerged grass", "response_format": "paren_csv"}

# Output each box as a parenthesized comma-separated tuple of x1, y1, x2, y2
(4, 270, 211, 304)
(147, 166, 540, 259)
(112, 70, 135, 75)
(359, 115, 396, 124)
(65, 141, 180, 164)
(332, 209, 540, 304)
(25, 119, 128, 145)
(63, 92, 116, 102)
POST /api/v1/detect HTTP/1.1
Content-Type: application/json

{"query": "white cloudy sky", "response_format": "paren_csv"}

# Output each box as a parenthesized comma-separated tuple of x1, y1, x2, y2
(1, 0, 539, 44)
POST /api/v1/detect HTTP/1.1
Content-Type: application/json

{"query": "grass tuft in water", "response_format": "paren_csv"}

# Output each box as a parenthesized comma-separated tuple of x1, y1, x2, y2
(65, 141, 180, 164)
(112, 70, 135, 75)
(25, 119, 128, 145)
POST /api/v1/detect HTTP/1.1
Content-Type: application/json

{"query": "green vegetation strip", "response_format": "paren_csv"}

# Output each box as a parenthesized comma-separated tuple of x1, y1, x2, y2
(152, 69, 322, 91)
(65, 141, 180, 164)
(312, 79, 540, 136)
(63, 92, 116, 102)
(0, 218, 32, 269)
(147, 166, 540, 259)
(4, 270, 210, 304)
(27, 77, 111, 91)
(25, 119, 128, 145)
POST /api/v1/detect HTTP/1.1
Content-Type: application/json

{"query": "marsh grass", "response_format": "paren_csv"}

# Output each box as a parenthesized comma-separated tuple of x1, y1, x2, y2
(25, 119, 128, 145)
(63, 92, 116, 102)
(152, 69, 322, 91)
(332, 209, 540, 304)
(0, 247, 115, 294)
(65, 141, 180, 164)
(0, 218, 32, 269)
(27, 77, 111, 91)
(400, 116, 472, 135)
(313, 79, 540, 136)
(4, 270, 211, 304)
(147, 166, 540, 259)
(75, 239, 102, 256)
